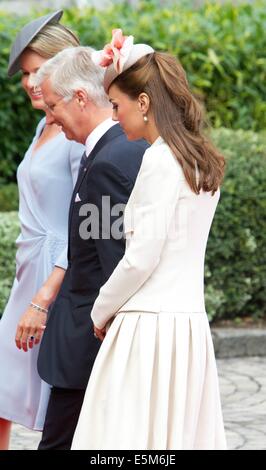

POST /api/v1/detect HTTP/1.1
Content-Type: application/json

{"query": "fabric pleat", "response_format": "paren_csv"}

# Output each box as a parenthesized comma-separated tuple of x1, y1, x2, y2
(72, 312, 226, 450)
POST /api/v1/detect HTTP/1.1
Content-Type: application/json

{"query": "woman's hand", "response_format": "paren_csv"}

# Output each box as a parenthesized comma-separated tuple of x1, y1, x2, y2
(93, 325, 106, 342)
(15, 307, 47, 352)
(15, 266, 65, 352)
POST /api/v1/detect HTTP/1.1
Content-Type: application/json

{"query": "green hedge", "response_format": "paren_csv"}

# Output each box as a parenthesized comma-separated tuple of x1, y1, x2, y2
(0, 0, 265, 184)
(0, 183, 19, 211)
(206, 128, 266, 321)
(0, 211, 20, 315)
(0, 129, 265, 321)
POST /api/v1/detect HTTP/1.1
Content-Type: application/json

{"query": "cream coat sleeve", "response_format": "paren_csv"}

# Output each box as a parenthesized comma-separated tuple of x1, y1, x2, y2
(91, 143, 183, 329)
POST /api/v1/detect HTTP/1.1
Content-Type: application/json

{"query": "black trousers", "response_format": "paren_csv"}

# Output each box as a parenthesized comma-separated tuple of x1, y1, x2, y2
(38, 387, 85, 450)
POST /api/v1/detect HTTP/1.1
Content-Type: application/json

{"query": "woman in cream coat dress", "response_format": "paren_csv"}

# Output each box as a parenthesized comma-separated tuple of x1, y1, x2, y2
(72, 31, 227, 450)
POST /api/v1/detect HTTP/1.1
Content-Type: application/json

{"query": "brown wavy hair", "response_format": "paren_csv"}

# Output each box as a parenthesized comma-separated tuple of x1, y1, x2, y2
(112, 52, 225, 194)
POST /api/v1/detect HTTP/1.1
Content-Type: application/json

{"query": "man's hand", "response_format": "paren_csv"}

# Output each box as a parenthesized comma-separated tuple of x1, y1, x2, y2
(15, 307, 47, 352)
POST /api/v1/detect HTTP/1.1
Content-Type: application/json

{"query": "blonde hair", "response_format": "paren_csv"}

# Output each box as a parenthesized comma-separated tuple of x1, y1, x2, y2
(27, 23, 80, 58)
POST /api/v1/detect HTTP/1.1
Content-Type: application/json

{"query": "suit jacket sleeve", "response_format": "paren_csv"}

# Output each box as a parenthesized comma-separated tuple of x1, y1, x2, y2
(88, 158, 137, 283)
(91, 145, 183, 329)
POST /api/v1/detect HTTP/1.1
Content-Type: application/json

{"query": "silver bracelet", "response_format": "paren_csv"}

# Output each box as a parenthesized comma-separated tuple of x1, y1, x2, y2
(30, 302, 48, 314)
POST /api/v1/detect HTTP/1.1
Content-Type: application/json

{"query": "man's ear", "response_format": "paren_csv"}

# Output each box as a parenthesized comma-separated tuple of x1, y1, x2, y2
(75, 89, 88, 108)
(138, 92, 150, 115)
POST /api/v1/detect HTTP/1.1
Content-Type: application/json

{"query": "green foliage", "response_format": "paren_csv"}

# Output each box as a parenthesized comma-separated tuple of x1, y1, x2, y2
(65, 0, 266, 131)
(205, 128, 266, 321)
(0, 183, 19, 211)
(0, 1, 265, 184)
(0, 211, 20, 315)
(0, 129, 265, 321)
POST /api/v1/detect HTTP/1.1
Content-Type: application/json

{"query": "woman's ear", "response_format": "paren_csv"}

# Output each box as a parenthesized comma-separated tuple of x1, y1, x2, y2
(138, 92, 150, 115)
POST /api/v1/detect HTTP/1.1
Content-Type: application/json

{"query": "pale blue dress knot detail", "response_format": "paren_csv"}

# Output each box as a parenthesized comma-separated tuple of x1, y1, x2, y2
(44, 231, 67, 268)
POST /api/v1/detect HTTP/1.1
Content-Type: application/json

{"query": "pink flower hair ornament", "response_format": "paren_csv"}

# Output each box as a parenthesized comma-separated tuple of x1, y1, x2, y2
(92, 29, 134, 74)
(91, 29, 155, 92)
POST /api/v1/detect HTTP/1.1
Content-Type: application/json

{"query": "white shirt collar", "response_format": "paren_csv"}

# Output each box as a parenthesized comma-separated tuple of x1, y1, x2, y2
(85, 118, 117, 157)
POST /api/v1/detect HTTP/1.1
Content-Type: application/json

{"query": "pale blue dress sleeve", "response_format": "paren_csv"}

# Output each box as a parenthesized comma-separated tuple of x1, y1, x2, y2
(54, 140, 84, 270)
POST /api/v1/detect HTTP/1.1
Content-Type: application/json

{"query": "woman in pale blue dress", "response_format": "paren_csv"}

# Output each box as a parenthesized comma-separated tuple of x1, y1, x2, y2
(0, 12, 84, 448)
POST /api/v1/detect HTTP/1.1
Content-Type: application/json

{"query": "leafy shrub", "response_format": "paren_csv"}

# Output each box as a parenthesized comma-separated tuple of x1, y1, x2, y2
(0, 183, 19, 211)
(0, 211, 20, 315)
(66, 0, 266, 132)
(205, 128, 266, 321)
(0, 1, 265, 184)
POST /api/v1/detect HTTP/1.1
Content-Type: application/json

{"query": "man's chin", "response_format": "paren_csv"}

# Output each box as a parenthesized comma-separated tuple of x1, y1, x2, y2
(60, 128, 70, 138)
(63, 131, 74, 141)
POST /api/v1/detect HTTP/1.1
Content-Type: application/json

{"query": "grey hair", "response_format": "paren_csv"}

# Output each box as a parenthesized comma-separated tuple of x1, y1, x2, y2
(34, 46, 109, 107)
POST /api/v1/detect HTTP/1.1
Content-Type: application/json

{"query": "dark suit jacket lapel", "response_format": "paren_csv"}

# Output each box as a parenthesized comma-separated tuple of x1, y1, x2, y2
(75, 124, 123, 194)
(68, 124, 124, 247)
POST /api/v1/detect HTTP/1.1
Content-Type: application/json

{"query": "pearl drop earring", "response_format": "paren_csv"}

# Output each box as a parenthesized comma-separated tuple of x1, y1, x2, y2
(143, 115, 148, 122)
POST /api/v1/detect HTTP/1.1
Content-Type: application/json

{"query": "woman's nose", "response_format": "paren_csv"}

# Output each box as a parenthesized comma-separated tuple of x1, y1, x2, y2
(28, 72, 39, 89)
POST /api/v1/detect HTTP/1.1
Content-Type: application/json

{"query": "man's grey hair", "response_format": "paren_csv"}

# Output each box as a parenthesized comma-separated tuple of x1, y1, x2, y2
(34, 46, 109, 107)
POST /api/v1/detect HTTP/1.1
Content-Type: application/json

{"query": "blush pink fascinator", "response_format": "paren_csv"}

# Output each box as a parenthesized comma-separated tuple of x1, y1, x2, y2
(91, 29, 154, 92)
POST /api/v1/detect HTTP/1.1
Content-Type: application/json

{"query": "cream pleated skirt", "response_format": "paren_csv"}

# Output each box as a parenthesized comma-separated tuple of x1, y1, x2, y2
(71, 311, 226, 450)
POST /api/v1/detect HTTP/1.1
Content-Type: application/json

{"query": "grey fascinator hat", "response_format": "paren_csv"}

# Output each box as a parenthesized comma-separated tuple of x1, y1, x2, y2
(7, 10, 63, 77)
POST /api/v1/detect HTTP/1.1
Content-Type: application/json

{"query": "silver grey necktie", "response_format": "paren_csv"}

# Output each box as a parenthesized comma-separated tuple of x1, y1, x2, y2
(78, 151, 88, 176)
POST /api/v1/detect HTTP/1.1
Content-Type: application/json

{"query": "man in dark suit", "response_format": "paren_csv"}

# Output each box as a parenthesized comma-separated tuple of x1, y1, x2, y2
(34, 46, 148, 449)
